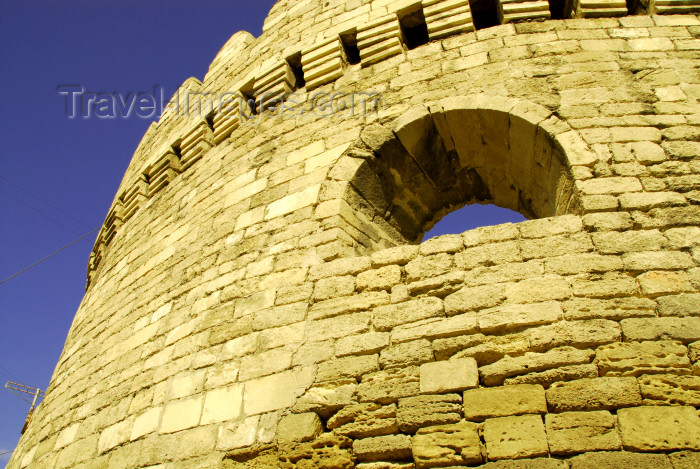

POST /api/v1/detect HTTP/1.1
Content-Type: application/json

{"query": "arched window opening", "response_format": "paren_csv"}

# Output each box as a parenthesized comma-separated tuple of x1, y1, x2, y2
(422, 204, 527, 241)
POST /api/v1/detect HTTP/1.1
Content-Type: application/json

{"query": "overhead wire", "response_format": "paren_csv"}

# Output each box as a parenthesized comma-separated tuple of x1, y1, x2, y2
(0, 189, 83, 236)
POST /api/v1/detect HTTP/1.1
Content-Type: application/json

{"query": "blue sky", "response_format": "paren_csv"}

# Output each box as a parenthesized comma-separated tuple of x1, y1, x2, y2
(0, 0, 524, 463)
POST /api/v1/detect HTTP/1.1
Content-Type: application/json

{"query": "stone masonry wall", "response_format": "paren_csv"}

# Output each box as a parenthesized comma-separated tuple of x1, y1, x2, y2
(8, 1, 700, 468)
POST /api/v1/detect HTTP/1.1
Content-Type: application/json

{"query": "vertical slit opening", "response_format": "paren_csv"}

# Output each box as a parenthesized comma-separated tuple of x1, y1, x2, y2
(287, 52, 305, 90)
(205, 111, 215, 132)
(171, 140, 182, 160)
(398, 6, 429, 50)
(468, 0, 501, 30)
(239, 79, 258, 116)
(340, 30, 361, 65)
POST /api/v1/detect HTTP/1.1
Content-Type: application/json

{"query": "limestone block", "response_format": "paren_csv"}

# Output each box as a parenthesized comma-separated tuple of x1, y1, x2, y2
(356, 265, 402, 292)
(638, 270, 694, 296)
(406, 271, 465, 297)
(356, 464, 413, 469)
(623, 251, 694, 271)
(669, 451, 700, 469)
(592, 229, 667, 254)
(595, 340, 692, 376)
(568, 451, 673, 469)
(638, 374, 700, 407)
(419, 357, 479, 394)
(130, 407, 162, 441)
(480, 347, 595, 386)
(448, 333, 530, 365)
(504, 276, 572, 304)
(372, 297, 444, 331)
(546, 377, 641, 412)
(444, 284, 506, 315)
(98, 418, 133, 454)
(217, 416, 259, 451)
(463, 223, 520, 246)
(478, 301, 562, 333)
(277, 413, 323, 443)
(278, 433, 354, 468)
(483, 414, 548, 460)
(327, 403, 398, 439)
(504, 364, 599, 388)
(528, 319, 621, 350)
(336, 332, 390, 357)
(463, 384, 547, 421)
(405, 254, 453, 282)
(621, 317, 700, 343)
(545, 410, 621, 455)
(392, 315, 478, 344)
(358, 366, 421, 404)
(454, 241, 521, 270)
(293, 380, 358, 417)
(54, 423, 80, 450)
(396, 394, 462, 433)
(412, 421, 482, 468)
(159, 395, 203, 434)
(353, 434, 412, 462)
(518, 215, 582, 239)
(420, 235, 464, 255)
(238, 348, 293, 381)
(564, 297, 656, 321)
(618, 406, 700, 451)
(244, 368, 314, 416)
(309, 256, 372, 280)
(309, 293, 389, 321)
(307, 312, 372, 341)
(317, 354, 379, 382)
(371, 245, 418, 266)
(520, 234, 593, 260)
(314, 275, 356, 301)
(571, 273, 639, 299)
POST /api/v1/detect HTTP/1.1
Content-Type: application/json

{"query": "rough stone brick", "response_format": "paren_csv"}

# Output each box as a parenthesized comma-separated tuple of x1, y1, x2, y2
(313, 275, 356, 300)
(622, 250, 694, 271)
(482, 414, 548, 461)
(419, 357, 479, 394)
(419, 234, 464, 255)
(568, 451, 673, 469)
(658, 293, 700, 317)
(159, 395, 203, 434)
(317, 354, 380, 382)
(564, 297, 656, 320)
(504, 364, 599, 388)
(638, 374, 700, 406)
(479, 301, 562, 332)
(582, 212, 634, 231)
(638, 270, 694, 296)
(505, 276, 571, 303)
(618, 406, 700, 451)
(595, 340, 692, 376)
(592, 229, 667, 253)
(396, 394, 462, 434)
(455, 241, 521, 269)
(370, 245, 419, 266)
(405, 254, 453, 282)
(277, 413, 323, 443)
(309, 292, 389, 320)
(201, 384, 243, 425)
(373, 297, 444, 331)
(293, 380, 358, 417)
(621, 317, 700, 343)
(353, 434, 412, 462)
(412, 421, 483, 468)
(546, 377, 642, 412)
(463, 384, 547, 421)
(480, 347, 594, 386)
(358, 366, 421, 404)
(462, 223, 520, 246)
(444, 284, 506, 315)
(379, 339, 433, 368)
(243, 368, 314, 415)
(520, 234, 593, 260)
(391, 315, 478, 344)
(669, 451, 700, 469)
(278, 433, 354, 469)
(528, 319, 621, 350)
(545, 410, 621, 455)
(327, 403, 398, 439)
(335, 332, 390, 357)
(356, 265, 402, 291)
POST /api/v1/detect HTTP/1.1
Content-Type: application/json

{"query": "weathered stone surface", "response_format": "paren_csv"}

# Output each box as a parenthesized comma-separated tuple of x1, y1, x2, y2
(528, 319, 621, 351)
(568, 451, 673, 469)
(392, 315, 478, 344)
(336, 332, 390, 357)
(479, 302, 562, 332)
(159, 395, 203, 434)
(353, 434, 412, 462)
(564, 297, 656, 320)
(638, 374, 700, 406)
(480, 459, 567, 469)
(412, 421, 482, 468)
(396, 394, 461, 434)
(317, 354, 379, 382)
(201, 384, 244, 425)
(621, 317, 700, 344)
(657, 293, 700, 317)
(595, 340, 692, 376)
(546, 377, 642, 412)
(669, 451, 700, 469)
(504, 364, 599, 388)
(279, 433, 355, 469)
(463, 384, 547, 421)
(618, 406, 700, 451)
(293, 380, 357, 418)
(277, 413, 323, 444)
(444, 284, 506, 315)
(379, 340, 433, 369)
(419, 358, 478, 394)
(480, 347, 595, 386)
(356, 265, 402, 292)
(545, 410, 621, 455)
(327, 403, 398, 439)
(373, 297, 444, 331)
(482, 415, 548, 460)
(358, 367, 420, 404)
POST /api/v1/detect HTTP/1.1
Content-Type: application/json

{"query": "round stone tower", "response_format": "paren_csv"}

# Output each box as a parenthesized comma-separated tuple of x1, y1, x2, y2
(9, 1, 700, 468)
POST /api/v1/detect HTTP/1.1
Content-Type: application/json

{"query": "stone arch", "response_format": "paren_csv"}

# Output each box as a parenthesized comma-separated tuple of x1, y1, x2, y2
(325, 94, 590, 251)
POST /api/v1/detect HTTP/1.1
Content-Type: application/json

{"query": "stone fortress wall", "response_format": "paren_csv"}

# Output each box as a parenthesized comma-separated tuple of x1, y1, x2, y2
(8, 0, 700, 467)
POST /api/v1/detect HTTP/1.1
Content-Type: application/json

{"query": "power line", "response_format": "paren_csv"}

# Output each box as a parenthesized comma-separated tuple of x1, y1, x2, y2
(0, 450, 13, 456)
(0, 176, 93, 230)
(0, 362, 18, 381)
(0, 228, 99, 287)
(0, 189, 82, 236)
